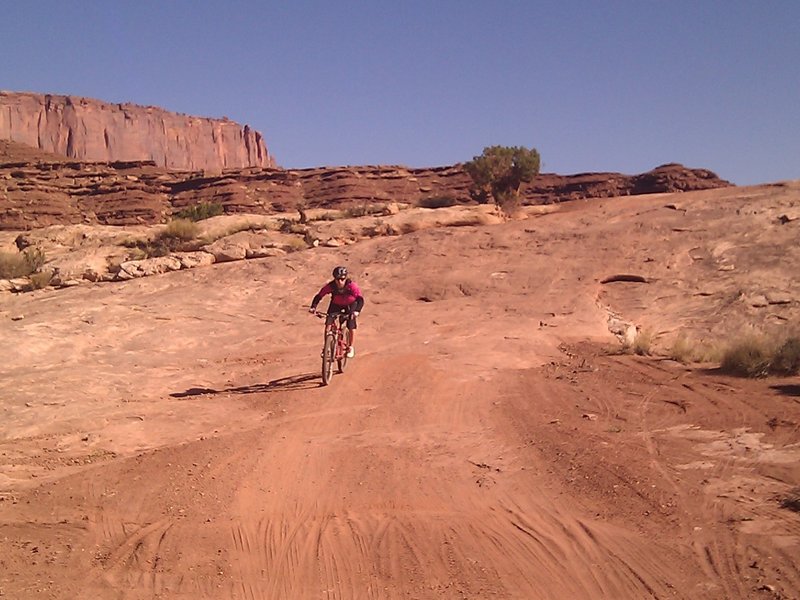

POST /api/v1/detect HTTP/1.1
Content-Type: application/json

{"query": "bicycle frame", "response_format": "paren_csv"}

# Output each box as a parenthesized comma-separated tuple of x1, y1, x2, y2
(314, 310, 351, 384)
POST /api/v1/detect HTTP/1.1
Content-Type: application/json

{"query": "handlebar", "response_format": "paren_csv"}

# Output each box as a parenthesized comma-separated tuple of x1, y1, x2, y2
(308, 309, 358, 319)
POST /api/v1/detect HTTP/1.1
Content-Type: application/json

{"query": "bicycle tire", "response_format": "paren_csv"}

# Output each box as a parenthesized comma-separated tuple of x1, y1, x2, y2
(337, 329, 350, 373)
(322, 334, 336, 385)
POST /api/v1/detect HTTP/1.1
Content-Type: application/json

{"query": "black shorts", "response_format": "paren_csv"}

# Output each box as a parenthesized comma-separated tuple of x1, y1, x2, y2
(326, 304, 359, 330)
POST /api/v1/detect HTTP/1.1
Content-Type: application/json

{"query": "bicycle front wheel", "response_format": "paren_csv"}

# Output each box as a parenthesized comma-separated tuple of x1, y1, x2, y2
(321, 334, 336, 385)
(337, 329, 351, 373)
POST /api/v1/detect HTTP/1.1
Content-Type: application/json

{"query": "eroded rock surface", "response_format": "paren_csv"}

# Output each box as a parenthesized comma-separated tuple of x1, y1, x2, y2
(1, 140, 732, 230)
(0, 92, 274, 171)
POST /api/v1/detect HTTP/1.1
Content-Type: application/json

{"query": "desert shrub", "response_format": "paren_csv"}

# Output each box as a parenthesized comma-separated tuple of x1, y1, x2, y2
(464, 145, 540, 216)
(771, 337, 800, 376)
(161, 218, 199, 241)
(283, 237, 308, 252)
(419, 196, 458, 209)
(669, 335, 723, 364)
(174, 202, 224, 222)
(120, 220, 200, 258)
(0, 247, 46, 278)
(344, 202, 385, 218)
(29, 269, 53, 289)
(362, 219, 397, 237)
(207, 221, 264, 240)
(780, 487, 800, 513)
(720, 335, 773, 377)
(623, 328, 653, 356)
(669, 334, 694, 363)
(279, 219, 307, 235)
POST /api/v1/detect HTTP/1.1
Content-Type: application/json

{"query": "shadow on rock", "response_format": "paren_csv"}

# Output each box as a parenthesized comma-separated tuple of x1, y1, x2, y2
(770, 384, 800, 398)
(170, 373, 321, 398)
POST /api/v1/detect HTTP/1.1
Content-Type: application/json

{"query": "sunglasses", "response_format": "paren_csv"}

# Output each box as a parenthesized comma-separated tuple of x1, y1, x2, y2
(336, 276, 347, 281)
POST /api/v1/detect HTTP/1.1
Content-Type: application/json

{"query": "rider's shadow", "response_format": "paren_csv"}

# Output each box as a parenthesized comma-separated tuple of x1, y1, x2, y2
(170, 373, 322, 398)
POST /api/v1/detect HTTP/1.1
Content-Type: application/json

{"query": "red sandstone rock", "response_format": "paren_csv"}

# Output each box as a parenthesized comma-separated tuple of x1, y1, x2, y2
(0, 91, 274, 171)
(0, 140, 732, 231)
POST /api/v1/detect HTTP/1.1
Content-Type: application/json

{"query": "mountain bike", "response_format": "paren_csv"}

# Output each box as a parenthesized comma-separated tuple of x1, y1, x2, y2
(313, 310, 351, 385)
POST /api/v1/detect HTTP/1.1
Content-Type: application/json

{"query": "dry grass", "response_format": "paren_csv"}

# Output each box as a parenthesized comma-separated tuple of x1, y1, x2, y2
(344, 202, 384, 218)
(669, 334, 694, 363)
(0, 247, 46, 279)
(161, 219, 199, 241)
(362, 219, 398, 237)
(28, 269, 53, 289)
(279, 220, 308, 235)
(718, 331, 800, 377)
(720, 335, 775, 377)
(623, 328, 654, 356)
(669, 334, 723, 364)
(121, 219, 201, 259)
(202, 221, 266, 243)
(771, 337, 800, 375)
(666, 329, 799, 377)
(174, 202, 224, 222)
(283, 237, 308, 252)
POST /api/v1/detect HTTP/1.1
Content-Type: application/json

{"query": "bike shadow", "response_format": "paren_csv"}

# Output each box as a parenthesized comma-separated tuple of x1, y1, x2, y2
(770, 384, 800, 398)
(170, 372, 322, 398)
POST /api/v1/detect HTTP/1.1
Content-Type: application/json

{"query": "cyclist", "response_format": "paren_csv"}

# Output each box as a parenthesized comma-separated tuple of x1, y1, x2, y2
(309, 266, 364, 358)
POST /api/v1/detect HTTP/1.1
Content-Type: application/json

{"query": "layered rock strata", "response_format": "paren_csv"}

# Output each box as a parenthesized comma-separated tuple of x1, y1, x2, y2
(0, 140, 731, 230)
(0, 92, 273, 171)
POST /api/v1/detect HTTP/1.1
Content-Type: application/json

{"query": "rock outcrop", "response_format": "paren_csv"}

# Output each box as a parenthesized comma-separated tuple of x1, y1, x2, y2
(0, 140, 732, 230)
(0, 91, 274, 171)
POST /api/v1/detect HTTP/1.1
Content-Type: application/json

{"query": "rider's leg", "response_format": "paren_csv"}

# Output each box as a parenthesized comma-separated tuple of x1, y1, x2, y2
(322, 305, 336, 355)
(346, 313, 357, 357)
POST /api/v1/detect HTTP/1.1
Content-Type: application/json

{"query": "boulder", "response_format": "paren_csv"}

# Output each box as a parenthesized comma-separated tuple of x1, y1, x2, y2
(116, 256, 182, 280)
(203, 240, 248, 263)
(174, 251, 215, 269)
(246, 247, 287, 259)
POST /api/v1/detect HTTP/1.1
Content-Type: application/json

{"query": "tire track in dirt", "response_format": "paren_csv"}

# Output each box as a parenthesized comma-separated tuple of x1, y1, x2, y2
(214, 354, 690, 599)
(560, 354, 800, 599)
(90, 518, 174, 595)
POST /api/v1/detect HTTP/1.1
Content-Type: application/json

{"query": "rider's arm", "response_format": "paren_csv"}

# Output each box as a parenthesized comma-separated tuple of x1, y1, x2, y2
(349, 282, 364, 312)
(310, 283, 332, 310)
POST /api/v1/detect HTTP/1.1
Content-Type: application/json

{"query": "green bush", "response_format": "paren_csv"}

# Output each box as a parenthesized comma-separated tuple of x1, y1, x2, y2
(464, 145, 540, 215)
(0, 247, 46, 278)
(174, 202, 224, 222)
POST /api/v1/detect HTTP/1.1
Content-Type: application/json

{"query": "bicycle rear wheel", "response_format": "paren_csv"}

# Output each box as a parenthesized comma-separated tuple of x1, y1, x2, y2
(337, 329, 351, 373)
(321, 334, 335, 385)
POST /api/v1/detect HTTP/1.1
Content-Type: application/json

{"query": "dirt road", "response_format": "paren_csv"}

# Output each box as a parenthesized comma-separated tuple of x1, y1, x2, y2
(2, 184, 799, 598)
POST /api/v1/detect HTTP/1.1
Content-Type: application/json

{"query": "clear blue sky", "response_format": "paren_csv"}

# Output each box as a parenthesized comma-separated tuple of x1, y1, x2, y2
(2, 1, 798, 185)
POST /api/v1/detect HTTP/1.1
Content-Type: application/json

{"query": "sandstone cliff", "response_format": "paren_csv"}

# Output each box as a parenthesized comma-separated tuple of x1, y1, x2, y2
(0, 140, 732, 230)
(0, 91, 274, 171)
